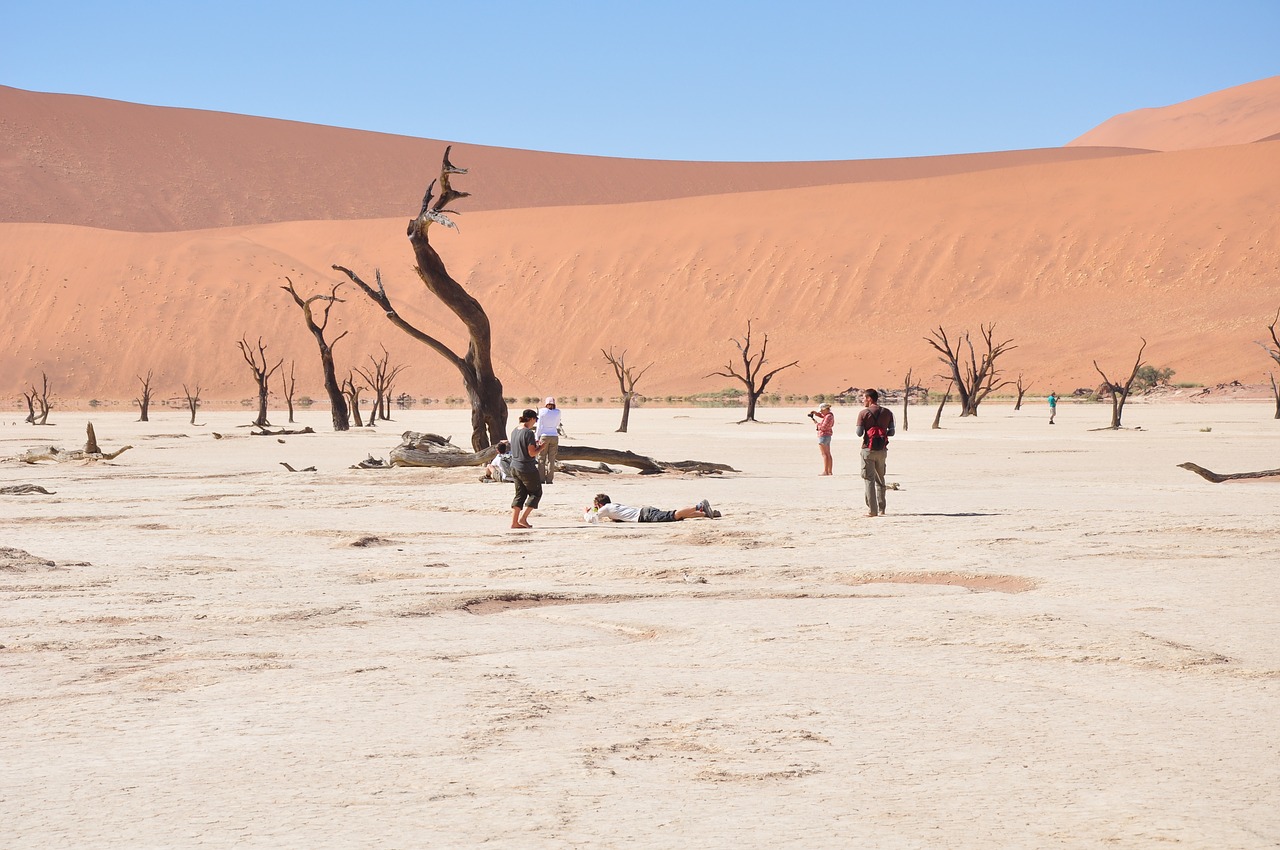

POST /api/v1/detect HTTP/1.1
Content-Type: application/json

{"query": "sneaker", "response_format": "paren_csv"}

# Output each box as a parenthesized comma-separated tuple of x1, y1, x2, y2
(711, 510, 722, 519)
(696, 499, 712, 516)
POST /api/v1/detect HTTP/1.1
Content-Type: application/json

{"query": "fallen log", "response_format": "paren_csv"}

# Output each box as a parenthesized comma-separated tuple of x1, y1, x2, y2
(18, 422, 132, 463)
(1177, 462, 1280, 483)
(557, 445, 736, 475)
(252, 427, 315, 436)
(384, 431, 735, 474)
(0, 484, 56, 495)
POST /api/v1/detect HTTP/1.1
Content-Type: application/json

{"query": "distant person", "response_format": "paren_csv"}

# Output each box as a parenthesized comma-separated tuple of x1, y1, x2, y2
(535, 397, 562, 483)
(481, 440, 512, 483)
(807, 402, 835, 476)
(509, 409, 543, 529)
(1048, 391, 1057, 425)
(856, 388, 895, 518)
(584, 493, 720, 524)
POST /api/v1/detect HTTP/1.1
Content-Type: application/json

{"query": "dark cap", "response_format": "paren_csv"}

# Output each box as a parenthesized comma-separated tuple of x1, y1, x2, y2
(520, 408, 538, 422)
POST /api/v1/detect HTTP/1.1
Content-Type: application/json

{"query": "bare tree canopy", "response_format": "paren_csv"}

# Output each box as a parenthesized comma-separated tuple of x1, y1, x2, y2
(23, 372, 54, 425)
(236, 336, 283, 428)
(282, 279, 350, 431)
(355, 345, 408, 424)
(135, 370, 155, 422)
(1260, 306, 1280, 419)
(181, 384, 202, 425)
(706, 320, 798, 423)
(335, 146, 507, 450)
(1094, 338, 1147, 429)
(603, 347, 653, 433)
(925, 324, 1015, 416)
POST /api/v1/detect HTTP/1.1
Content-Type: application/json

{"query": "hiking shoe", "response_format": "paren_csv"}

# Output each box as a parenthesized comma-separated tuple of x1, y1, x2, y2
(711, 510, 722, 518)
(696, 499, 712, 516)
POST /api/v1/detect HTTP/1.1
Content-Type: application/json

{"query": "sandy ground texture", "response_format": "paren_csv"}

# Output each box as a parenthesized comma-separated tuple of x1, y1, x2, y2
(1, 404, 1277, 849)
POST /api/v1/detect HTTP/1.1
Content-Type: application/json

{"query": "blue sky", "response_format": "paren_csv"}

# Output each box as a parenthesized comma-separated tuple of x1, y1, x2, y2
(4, 1, 1277, 162)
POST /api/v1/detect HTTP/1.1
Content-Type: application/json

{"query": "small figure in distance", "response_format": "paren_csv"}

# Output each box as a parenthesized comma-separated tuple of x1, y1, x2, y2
(856, 388, 895, 518)
(1048, 391, 1057, 425)
(509, 409, 543, 529)
(584, 493, 721, 524)
(535, 397, 562, 484)
(480, 439, 512, 483)
(807, 401, 835, 476)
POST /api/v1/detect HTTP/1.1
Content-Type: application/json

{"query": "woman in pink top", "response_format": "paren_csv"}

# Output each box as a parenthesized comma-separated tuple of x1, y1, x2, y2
(807, 402, 835, 476)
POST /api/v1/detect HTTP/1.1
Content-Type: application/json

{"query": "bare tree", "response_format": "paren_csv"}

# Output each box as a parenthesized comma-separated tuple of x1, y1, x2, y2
(925, 325, 1016, 416)
(354, 345, 408, 423)
(22, 373, 53, 425)
(931, 380, 953, 429)
(603, 347, 654, 433)
(181, 384, 202, 425)
(334, 146, 507, 450)
(1014, 373, 1033, 410)
(1094, 338, 1147, 429)
(342, 373, 366, 427)
(1259, 307, 1280, 419)
(280, 361, 298, 424)
(237, 336, 283, 428)
(282, 279, 349, 432)
(901, 368, 914, 431)
(706, 320, 799, 423)
(135, 370, 155, 422)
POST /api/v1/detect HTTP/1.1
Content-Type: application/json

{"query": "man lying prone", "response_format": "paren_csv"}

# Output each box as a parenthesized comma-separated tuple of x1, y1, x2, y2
(584, 493, 721, 523)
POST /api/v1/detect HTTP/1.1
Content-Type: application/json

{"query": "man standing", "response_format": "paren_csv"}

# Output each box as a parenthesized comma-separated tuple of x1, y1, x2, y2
(509, 409, 543, 529)
(856, 388, 895, 518)
(535, 397, 562, 483)
(1048, 391, 1057, 425)
(807, 402, 835, 475)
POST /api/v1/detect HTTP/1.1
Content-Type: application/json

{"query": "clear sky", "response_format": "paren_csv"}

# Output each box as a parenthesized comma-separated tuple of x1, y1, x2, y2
(4, 1, 1277, 162)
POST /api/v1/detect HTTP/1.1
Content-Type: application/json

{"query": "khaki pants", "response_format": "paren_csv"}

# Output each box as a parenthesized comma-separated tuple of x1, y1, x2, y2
(537, 435, 559, 483)
(860, 448, 887, 516)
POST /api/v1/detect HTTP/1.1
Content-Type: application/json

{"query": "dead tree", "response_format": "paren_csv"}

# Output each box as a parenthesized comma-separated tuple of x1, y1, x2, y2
(282, 279, 350, 431)
(1178, 462, 1280, 483)
(1014, 373, 1032, 410)
(925, 325, 1016, 416)
(1259, 307, 1280, 419)
(19, 422, 132, 463)
(1094, 338, 1147, 429)
(901, 368, 914, 431)
(603, 347, 654, 433)
(22, 373, 53, 425)
(354, 344, 408, 423)
(280, 361, 298, 424)
(237, 337, 283, 428)
(931, 380, 953, 429)
(342, 373, 366, 427)
(182, 384, 201, 425)
(334, 146, 507, 450)
(135, 370, 155, 422)
(706, 320, 799, 423)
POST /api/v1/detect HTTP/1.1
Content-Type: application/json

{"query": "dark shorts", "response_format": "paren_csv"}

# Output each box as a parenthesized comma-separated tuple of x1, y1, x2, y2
(639, 506, 678, 523)
(511, 467, 542, 509)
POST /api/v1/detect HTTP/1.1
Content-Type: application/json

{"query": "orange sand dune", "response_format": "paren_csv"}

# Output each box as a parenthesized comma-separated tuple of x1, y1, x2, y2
(1069, 76, 1280, 151)
(0, 86, 1142, 233)
(3, 141, 1277, 405)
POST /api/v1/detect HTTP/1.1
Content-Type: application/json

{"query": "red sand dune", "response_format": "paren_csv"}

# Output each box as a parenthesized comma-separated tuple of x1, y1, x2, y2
(1, 84, 1278, 406)
(1068, 75, 1280, 151)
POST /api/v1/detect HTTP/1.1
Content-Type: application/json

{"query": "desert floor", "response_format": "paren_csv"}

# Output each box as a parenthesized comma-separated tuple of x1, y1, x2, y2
(2, 402, 1277, 849)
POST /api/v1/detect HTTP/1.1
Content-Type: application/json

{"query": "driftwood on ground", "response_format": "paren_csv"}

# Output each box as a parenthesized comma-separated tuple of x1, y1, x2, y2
(0, 484, 56, 495)
(18, 423, 132, 464)
(1177, 462, 1280, 483)
(383, 432, 735, 474)
(252, 427, 315, 436)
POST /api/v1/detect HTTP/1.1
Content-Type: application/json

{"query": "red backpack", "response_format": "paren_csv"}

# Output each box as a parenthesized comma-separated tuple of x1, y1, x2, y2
(864, 410, 888, 450)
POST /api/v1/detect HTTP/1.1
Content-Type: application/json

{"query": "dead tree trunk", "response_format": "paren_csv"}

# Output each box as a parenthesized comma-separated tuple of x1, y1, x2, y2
(1259, 307, 1280, 419)
(1094, 338, 1147, 429)
(603, 347, 653, 433)
(925, 325, 1015, 416)
(1178, 462, 1280, 483)
(343, 374, 366, 427)
(237, 337, 283, 428)
(901, 368, 913, 432)
(24, 373, 53, 425)
(135, 370, 154, 422)
(1014, 373, 1032, 411)
(282, 279, 349, 432)
(355, 344, 407, 423)
(85, 422, 101, 454)
(706, 320, 798, 423)
(931, 380, 953, 429)
(182, 384, 201, 425)
(280, 361, 297, 424)
(334, 146, 507, 450)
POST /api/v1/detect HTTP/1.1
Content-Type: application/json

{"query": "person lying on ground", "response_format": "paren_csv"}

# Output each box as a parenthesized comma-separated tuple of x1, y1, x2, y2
(480, 440, 513, 482)
(583, 493, 721, 524)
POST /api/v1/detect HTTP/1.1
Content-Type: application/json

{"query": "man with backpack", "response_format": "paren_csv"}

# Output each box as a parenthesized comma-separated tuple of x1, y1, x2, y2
(856, 388, 895, 517)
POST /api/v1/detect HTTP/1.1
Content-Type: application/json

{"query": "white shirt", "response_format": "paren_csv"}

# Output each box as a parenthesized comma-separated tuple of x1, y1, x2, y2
(584, 502, 641, 523)
(535, 406, 562, 438)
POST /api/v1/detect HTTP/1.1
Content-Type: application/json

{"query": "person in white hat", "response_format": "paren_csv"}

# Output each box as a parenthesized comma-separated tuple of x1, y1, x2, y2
(535, 397, 563, 483)
(807, 402, 835, 476)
